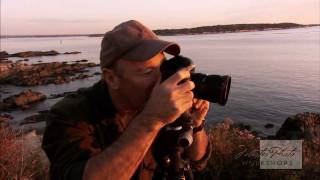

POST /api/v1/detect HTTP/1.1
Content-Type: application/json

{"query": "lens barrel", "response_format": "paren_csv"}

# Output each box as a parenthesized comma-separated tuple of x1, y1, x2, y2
(191, 73, 231, 105)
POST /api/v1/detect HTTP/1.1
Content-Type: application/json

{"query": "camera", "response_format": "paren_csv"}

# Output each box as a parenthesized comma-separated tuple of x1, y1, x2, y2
(160, 55, 231, 105)
(159, 55, 232, 147)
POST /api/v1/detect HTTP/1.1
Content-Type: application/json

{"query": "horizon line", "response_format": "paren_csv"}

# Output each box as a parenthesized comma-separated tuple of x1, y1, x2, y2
(1, 22, 319, 37)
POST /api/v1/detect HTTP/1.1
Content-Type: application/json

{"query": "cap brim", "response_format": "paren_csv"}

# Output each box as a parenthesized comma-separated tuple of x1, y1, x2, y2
(121, 39, 180, 61)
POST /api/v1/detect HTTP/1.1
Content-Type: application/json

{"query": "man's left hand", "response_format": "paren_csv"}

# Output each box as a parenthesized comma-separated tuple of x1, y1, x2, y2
(190, 98, 210, 127)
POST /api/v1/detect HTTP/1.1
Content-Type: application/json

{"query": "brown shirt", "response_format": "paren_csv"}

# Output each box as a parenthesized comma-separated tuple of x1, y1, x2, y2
(42, 80, 211, 180)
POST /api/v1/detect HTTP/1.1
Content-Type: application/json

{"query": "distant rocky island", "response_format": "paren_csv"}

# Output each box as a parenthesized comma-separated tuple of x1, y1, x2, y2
(85, 23, 317, 37)
(1, 23, 318, 38)
(153, 23, 314, 36)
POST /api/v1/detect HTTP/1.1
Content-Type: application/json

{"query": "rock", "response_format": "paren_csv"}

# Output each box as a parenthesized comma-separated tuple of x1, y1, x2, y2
(234, 122, 252, 131)
(6, 50, 82, 58)
(16, 59, 26, 63)
(0, 61, 99, 86)
(20, 110, 49, 125)
(64, 51, 81, 55)
(0, 117, 9, 128)
(0, 62, 15, 78)
(0, 112, 13, 119)
(3, 60, 13, 63)
(20, 115, 41, 125)
(264, 123, 274, 129)
(0, 61, 30, 79)
(49, 91, 75, 99)
(0, 113, 13, 128)
(276, 112, 320, 144)
(0, 51, 9, 59)
(73, 59, 88, 63)
(93, 72, 102, 76)
(10, 50, 59, 58)
(1, 89, 46, 110)
(0, 88, 9, 95)
(88, 62, 100, 67)
(0, 113, 12, 125)
(0, 102, 11, 111)
(72, 73, 91, 81)
(54, 75, 71, 84)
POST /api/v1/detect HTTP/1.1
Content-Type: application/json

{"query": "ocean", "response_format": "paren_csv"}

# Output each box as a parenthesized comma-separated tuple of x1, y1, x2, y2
(1, 26, 319, 136)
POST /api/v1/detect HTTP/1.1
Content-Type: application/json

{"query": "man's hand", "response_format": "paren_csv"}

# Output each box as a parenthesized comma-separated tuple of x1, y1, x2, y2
(141, 65, 195, 128)
(190, 98, 210, 127)
(184, 98, 210, 163)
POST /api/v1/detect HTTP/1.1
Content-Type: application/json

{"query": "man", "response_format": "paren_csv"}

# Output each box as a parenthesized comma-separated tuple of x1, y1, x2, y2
(42, 20, 211, 180)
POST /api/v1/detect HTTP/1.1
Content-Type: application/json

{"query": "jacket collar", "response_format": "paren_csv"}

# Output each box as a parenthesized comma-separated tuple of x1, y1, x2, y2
(81, 80, 118, 122)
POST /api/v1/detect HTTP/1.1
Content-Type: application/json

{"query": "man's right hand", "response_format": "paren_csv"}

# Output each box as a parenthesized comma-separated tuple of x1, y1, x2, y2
(141, 64, 195, 128)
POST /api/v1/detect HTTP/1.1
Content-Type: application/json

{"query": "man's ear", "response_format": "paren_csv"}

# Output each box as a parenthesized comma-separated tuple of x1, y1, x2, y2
(102, 68, 120, 89)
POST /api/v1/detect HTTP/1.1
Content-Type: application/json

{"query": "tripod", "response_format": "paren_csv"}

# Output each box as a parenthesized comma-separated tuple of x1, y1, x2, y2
(153, 112, 194, 180)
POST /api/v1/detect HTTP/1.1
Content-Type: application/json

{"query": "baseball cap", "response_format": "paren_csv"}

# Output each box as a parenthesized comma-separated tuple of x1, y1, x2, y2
(100, 20, 180, 68)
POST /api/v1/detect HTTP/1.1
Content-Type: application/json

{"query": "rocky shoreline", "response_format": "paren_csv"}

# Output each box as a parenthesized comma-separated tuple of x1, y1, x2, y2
(0, 50, 102, 129)
(0, 61, 99, 86)
(0, 50, 81, 59)
(0, 89, 46, 111)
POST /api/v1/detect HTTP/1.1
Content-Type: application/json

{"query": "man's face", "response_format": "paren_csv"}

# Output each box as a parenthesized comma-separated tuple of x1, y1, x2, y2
(113, 52, 166, 111)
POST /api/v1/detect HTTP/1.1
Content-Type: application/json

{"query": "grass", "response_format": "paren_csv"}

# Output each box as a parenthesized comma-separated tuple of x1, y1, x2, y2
(198, 118, 320, 180)
(0, 126, 49, 180)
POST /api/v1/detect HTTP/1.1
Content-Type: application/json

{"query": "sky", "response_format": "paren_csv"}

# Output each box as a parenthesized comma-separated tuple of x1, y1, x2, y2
(1, 0, 319, 35)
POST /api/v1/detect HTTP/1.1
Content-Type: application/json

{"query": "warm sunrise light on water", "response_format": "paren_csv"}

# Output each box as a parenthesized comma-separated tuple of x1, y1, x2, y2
(1, 0, 319, 35)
